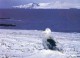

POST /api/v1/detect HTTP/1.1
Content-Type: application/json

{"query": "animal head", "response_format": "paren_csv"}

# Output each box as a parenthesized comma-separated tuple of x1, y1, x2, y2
(44, 28, 51, 34)
(43, 28, 52, 39)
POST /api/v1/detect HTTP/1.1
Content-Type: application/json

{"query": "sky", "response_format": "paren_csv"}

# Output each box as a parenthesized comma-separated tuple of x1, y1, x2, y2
(0, 0, 80, 8)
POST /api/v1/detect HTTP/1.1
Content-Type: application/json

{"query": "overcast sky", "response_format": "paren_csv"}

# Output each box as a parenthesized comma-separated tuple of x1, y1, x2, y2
(0, 0, 80, 8)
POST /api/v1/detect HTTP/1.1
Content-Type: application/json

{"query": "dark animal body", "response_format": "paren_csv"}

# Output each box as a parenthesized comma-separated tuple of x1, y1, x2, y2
(46, 37, 56, 50)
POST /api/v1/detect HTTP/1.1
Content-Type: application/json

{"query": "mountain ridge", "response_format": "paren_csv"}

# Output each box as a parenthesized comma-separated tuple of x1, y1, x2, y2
(13, 2, 80, 9)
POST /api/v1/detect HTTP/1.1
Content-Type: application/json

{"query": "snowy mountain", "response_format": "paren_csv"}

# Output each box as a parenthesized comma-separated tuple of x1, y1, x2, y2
(0, 29, 80, 58)
(13, 3, 50, 9)
(13, 2, 80, 9)
(13, 3, 39, 9)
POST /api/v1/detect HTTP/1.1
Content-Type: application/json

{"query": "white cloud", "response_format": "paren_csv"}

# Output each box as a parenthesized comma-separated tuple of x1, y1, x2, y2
(44, 1, 80, 9)
(39, 3, 50, 7)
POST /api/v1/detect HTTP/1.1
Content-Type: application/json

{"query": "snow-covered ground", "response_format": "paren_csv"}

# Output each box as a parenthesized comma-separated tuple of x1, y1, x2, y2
(0, 29, 80, 58)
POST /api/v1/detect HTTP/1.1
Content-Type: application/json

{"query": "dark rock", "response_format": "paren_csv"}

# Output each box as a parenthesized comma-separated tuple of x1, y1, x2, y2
(0, 24, 16, 27)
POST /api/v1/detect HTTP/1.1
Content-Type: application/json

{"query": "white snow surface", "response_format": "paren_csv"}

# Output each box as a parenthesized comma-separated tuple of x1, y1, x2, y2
(0, 29, 80, 58)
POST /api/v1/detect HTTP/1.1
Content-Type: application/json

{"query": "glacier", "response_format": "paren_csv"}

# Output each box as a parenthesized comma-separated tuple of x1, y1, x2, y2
(0, 29, 80, 58)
